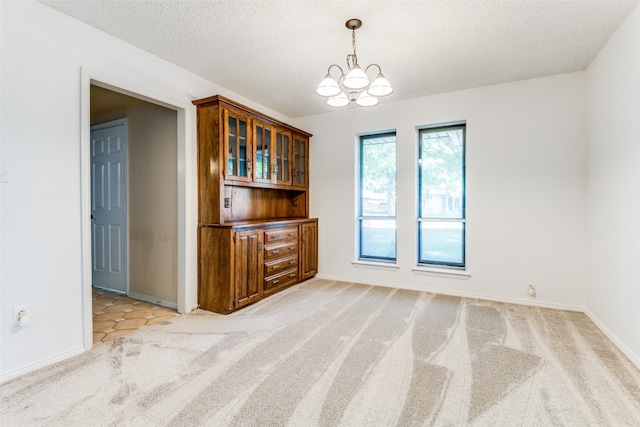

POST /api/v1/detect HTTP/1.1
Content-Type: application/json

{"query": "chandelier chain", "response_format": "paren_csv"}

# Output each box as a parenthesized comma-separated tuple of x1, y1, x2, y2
(352, 28, 357, 60)
(347, 28, 359, 67)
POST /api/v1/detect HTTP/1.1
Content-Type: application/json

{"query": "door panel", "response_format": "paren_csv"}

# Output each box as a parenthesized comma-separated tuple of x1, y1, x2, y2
(224, 108, 251, 182)
(92, 223, 106, 271)
(91, 120, 127, 293)
(275, 129, 292, 185)
(293, 135, 308, 187)
(300, 221, 318, 280)
(254, 120, 274, 184)
(234, 230, 262, 308)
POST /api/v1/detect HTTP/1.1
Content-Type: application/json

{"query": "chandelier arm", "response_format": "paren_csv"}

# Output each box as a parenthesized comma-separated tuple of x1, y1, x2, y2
(327, 64, 345, 78)
(365, 64, 382, 74)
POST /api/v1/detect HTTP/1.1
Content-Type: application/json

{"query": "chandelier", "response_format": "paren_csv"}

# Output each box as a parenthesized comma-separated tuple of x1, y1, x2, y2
(315, 19, 393, 107)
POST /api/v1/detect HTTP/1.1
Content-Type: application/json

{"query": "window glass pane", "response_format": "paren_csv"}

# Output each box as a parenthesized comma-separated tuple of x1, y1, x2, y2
(420, 128, 464, 219)
(419, 221, 464, 266)
(418, 124, 465, 268)
(361, 135, 396, 217)
(360, 219, 396, 260)
(359, 132, 396, 262)
(239, 121, 247, 176)
(294, 138, 305, 185)
(228, 116, 236, 175)
(256, 126, 264, 179)
(282, 135, 289, 182)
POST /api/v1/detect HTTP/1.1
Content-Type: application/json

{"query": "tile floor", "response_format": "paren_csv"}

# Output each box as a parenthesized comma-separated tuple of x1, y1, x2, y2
(92, 287, 178, 343)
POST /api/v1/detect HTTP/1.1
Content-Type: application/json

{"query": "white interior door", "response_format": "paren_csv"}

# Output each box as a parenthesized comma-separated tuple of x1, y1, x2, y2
(91, 119, 127, 293)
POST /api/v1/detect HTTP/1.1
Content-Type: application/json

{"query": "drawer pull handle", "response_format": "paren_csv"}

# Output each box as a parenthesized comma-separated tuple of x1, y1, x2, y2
(289, 273, 296, 278)
(288, 247, 295, 250)
(272, 279, 279, 285)
(272, 250, 280, 254)
(287, 233, 294, 237)
(272, 265, 279, 270)
(288, 260, 295, 264)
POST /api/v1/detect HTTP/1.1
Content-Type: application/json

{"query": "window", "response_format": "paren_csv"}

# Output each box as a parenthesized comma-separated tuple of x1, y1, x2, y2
(358, 132, 397, 261)
(418, 124, 465, 268)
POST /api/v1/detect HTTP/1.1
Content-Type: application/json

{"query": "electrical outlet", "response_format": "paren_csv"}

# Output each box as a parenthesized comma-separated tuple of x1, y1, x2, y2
(527, 283, 536, 297)
(13, 305, 31, 327)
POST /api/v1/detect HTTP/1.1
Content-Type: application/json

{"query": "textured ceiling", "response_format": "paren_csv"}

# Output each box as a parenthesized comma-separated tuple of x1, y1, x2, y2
(40, 0, 638, 118)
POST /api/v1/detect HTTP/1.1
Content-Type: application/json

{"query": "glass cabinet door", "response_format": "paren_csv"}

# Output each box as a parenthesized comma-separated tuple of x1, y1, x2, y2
(293, 135, 308, 187)
(274, 129, 292, 184)
(224, 108, 251, 182)
(254, 120, 273, 183)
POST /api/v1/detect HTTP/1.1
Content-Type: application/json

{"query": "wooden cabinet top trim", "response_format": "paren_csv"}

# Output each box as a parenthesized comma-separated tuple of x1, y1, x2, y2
(192, 95, 312, 138)
(199, 217, 317, 230)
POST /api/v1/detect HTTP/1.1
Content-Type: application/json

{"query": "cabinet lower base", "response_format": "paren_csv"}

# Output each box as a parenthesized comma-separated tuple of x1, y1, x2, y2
(198, 219, 318, 315)
(199, 274, 316, 315)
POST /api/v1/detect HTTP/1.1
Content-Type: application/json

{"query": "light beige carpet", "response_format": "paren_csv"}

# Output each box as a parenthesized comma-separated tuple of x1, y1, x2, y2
(2, 279, 640, 426)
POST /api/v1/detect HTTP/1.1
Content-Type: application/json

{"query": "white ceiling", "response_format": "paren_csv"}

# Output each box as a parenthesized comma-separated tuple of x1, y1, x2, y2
(40, 0, 638, 118)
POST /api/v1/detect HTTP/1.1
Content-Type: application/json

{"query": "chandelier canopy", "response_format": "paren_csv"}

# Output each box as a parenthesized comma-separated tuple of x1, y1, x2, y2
(316, 19, 393, 107)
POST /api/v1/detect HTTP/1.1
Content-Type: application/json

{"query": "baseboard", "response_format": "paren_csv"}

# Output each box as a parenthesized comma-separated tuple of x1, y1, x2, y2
(584, 308, 640, 370)
(127, 292, 177, 309)
(314, 274, 583, 312)
(0, 345, 85, 384)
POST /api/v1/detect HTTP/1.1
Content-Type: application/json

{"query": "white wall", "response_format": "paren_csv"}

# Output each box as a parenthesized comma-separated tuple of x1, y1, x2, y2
(296, 72, 588, 308)
(586, 4, 640, 365)
(0, 1, 289, 381)
(127, 104, 179, 304)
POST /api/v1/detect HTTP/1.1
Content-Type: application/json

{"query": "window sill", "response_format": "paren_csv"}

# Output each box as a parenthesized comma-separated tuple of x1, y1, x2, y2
(412, 266, 471, 280)
(352, 260, 400, 271)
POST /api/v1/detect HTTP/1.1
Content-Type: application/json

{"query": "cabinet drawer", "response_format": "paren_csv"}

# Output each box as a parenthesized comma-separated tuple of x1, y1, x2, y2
(264, 241, 298, 260)
(264, 268, 298, 292)
(264, 255, 298, 276)
(264, 227, 298, 243)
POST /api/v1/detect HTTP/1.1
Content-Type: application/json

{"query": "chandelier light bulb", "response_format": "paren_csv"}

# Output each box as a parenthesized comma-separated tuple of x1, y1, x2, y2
(368, 73, 393, 97)
(355, 91, 379, 107)
(343, 64, 370, 90)
(316, 73, 341, 97)
(327, 91, 349, 107)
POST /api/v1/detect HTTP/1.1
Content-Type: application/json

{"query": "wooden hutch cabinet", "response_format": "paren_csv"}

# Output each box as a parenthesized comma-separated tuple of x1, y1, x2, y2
(193, 95, 317, 314)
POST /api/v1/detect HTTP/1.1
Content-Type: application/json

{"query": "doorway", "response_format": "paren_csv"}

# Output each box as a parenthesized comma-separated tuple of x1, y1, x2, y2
(90, 84, 178, 307)
(81, 69, 196, 351)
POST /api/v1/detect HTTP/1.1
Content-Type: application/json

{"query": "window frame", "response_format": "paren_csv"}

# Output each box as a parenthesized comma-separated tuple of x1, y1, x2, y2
(417, 123, 466, 269)
(357, 131, 397, 263)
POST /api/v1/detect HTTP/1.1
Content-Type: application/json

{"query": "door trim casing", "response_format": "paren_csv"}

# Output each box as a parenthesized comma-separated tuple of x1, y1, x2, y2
(80, 67, 197, 351)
